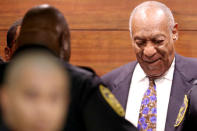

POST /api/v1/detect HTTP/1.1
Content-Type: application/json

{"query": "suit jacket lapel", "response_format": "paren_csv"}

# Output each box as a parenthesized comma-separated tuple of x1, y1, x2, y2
(165, 54, 193, 131)
(112, 62, 137, 110)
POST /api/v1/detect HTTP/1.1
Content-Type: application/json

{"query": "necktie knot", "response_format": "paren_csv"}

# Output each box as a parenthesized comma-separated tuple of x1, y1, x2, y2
(149, 79, 155, 90)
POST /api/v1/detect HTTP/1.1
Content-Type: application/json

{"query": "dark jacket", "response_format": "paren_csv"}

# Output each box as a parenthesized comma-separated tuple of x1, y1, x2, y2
(64, 62, 137, 131)
(102, 53, 197, 131)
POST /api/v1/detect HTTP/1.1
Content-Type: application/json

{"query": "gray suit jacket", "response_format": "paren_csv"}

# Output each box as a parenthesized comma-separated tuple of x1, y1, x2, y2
(102, 54, 197, 131)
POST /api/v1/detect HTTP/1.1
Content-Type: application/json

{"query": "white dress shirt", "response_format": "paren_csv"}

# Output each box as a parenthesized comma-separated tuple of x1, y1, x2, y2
(125, 58, 175, 131)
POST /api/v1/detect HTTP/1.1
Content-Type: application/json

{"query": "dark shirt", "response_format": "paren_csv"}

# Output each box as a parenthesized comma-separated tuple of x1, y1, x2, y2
(0, 62, 6, 131)
(0, 62, 7, 85)
(0, 57, 4, 64)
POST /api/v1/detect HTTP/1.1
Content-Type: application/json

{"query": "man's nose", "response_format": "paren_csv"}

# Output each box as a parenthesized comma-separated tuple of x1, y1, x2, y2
(143, 43, 157, 58)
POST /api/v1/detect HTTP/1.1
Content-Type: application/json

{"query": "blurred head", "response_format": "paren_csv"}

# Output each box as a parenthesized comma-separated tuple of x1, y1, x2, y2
(1, 47, 70, 131)
(129, 1, 178, 79)
(17, 4, 71, 61)
(5, 19, 22, 61)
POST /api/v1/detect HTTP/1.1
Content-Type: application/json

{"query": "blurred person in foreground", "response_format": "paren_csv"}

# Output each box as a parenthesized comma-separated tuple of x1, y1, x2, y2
(0, 19, 22, 127)
(0, 46, 70, 131)
(8, 4, 137, 131)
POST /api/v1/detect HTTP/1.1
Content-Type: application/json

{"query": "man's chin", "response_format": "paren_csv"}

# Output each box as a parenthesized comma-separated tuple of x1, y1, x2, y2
(146, 72, 164, 79)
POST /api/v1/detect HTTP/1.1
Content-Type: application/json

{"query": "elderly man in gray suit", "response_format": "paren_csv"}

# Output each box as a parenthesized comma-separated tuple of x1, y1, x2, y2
(102, 1, 197, 131)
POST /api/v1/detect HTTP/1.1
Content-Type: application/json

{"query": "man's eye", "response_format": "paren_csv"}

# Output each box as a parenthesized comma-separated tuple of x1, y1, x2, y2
(154, 40, 164, 44)
(23, 90, 38, 100)
(136, 40, 145, 46)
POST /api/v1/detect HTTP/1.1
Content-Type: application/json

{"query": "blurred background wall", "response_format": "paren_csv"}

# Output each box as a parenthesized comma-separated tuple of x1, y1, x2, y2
(0, 0, 197, 76)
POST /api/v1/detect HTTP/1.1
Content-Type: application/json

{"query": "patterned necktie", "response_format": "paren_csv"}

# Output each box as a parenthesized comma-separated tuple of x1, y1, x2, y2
(137, 79, 157, 131)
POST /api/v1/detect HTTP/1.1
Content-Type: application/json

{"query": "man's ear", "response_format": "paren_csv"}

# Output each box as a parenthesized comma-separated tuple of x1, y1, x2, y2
(59, 32, 70, 62)
(172, 23, 178, 41)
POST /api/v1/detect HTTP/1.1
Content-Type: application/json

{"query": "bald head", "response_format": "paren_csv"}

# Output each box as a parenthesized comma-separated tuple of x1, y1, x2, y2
(128, 1, 178, 79)
(1, 48, 70, 131)
(17, 4, 70, 61)
(129, 1, 175, 36)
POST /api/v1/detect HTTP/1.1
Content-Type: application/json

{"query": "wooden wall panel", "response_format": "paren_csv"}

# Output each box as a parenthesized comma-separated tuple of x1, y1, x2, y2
(1, 29, 197, 75)
(1, 29, 197, 76)
(0, 0, 197, 30)
(70, 31, 197, 75)
(70, 31, 134, 75)
(0, 31, 5, 59)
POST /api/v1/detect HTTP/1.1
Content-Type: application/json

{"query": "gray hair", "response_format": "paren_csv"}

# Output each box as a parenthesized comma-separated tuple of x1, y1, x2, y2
(129, 1, 175, 37)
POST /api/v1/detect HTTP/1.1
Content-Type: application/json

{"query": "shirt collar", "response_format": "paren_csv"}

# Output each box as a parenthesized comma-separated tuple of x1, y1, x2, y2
(135, 63, 147, 82)
(136, 57, 175, 81)
(162, 57, 175, 81)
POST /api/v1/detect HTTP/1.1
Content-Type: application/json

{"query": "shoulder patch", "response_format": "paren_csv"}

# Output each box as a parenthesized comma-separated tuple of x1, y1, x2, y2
(174, 95, 188, 127)
(99, 84, 125, 117)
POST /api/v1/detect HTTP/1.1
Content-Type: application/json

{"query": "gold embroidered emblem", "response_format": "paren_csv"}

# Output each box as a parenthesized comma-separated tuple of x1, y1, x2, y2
(99, 85, 125, 117)
(174, 95, 188, 127)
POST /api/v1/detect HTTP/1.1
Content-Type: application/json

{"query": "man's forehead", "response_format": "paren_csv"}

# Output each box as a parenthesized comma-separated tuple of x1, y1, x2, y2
(132, 10, 170, 37)
(133, 7, 167, 26)
(16, 65, 67, 91)
(133, 33, 167, 40)
(132, 24, 170, 39)
(4, 50, 66, 87)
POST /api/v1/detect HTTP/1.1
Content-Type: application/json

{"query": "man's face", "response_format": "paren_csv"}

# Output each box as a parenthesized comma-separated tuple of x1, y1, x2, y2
(10, 26, 20, 54)
(2, 64, 69, 131)
(131, 9, 177, 79)
(5, 25, 21, 61)
(60, 37, 70, 62)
